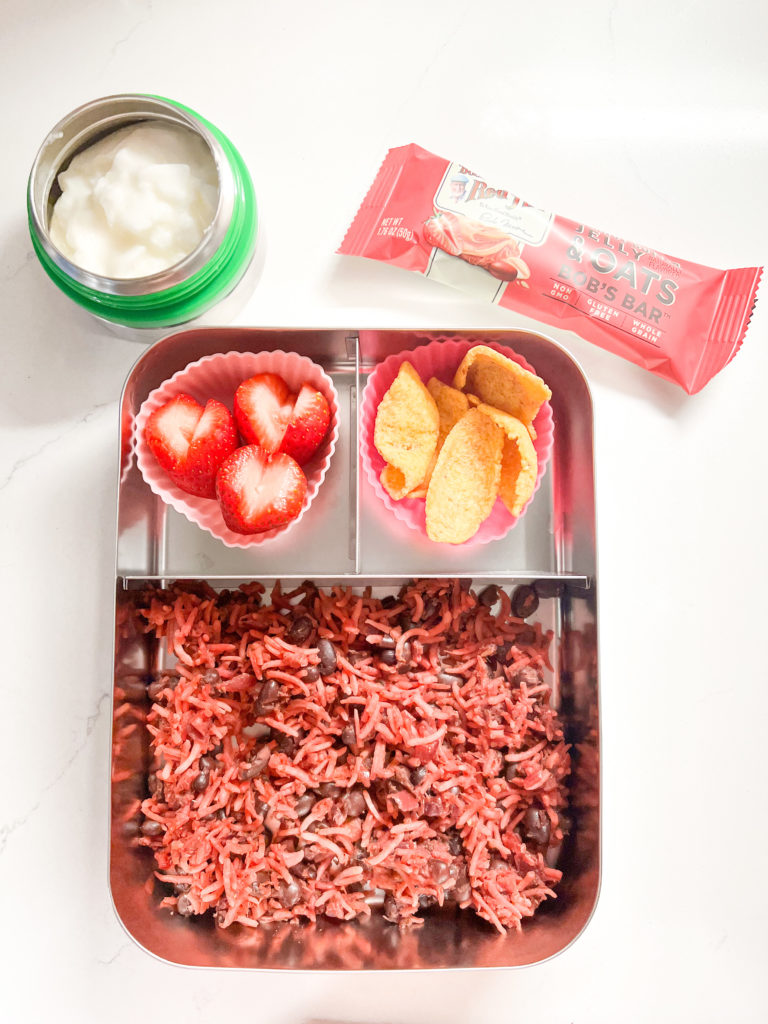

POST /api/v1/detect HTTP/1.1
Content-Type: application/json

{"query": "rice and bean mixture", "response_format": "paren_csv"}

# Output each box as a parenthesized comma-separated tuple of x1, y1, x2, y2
(137, 579, 570, 933)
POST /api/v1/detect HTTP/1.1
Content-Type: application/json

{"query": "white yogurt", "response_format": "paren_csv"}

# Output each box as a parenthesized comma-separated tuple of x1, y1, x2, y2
(49, 121, 219, 279)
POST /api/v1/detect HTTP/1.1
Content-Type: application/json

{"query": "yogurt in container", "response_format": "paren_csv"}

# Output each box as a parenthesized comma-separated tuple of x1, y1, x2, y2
(28, 94, 258, 333)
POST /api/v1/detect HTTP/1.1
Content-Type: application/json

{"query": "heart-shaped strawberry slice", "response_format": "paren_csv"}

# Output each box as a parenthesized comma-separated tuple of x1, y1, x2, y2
(235, 373, 331, 465)
(234, 374, 295, 452)
(144, 393, 238, 499)
(216, 444, 307, 534)
(279, 383, 331, 465)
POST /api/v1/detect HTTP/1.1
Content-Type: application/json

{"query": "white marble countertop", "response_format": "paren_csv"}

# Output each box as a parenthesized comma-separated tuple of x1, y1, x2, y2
(2, 1, 767, 1021)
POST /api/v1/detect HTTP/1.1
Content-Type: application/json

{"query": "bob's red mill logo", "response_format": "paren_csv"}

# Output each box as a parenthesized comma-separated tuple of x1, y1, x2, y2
(454, 164, 528, 205)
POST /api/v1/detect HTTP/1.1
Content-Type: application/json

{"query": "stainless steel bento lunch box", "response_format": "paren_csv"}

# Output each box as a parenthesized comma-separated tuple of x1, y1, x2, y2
(110, 327, 600, 969)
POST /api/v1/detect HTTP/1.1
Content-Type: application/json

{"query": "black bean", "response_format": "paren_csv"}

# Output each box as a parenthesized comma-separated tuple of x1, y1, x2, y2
(317, 639, 337, 676)
(511, 665, 542, 688)
(438, 672, 462, 687)
(192, 771, 209, 793)
(511, 585, 539, 619)
(398, 611, 413, 632)
(240, 747, 270, 780)
(294, 860, 317, 880)
(303, 665, 320, 683)
(216, 808, 227, 820)
(381, 595, 397, 609)
(278, 880, 301, 908)
(382, 894, 400, 923)
(424, 798, 442, 818)
(505, 762, 518, 783)
(286, 615, 314, 645)
(446, 830, 463, 855)
(253, 799, 269, 819)
(176, 894, 194, 917)
(375, 635, 395, 649)
(146, 680, 166, 702)
(255, 678, 280, 712)
(379, 648, 396, 666)
(418, 893, 437, 910)
(429, 859, 451, 885)
(524, 806, 551, 845)
(422, 598, 439, 621)
(140, 819, 163, 837)
(174, 882, 190, 894)
(533, 578, 566, 600)
(410, 766, 427, 787)
(200, 755, 216, 772)
(148, 773, 164, 800)
(294, 793, 315, 817)
(278, 733, 300, 758)
(318, 782, 343, 799)
(495, 643, 511, 665)
(340, 724, 357, 747)
(343, 788, 367, 818)
(479, 584, 500, 607)
(202, 668, 220, 687)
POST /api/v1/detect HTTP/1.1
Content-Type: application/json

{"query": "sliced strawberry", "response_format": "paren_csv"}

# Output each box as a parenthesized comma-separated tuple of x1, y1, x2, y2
(234, 374, 294, 452)
(173, 399, 238, 499)
(144, 393, 203, 475)
(144, 394, 237, 499)
(216, 445, 307, 534)
(279, 384, 331, 465)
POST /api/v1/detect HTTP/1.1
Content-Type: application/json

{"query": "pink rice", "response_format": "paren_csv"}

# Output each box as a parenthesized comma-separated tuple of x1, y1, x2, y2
(135, 579, 570, 933)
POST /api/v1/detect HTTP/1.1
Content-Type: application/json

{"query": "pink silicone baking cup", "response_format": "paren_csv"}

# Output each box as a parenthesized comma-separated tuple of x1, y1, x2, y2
(360, 338, 554, 546)
(136, 350, 339, 548)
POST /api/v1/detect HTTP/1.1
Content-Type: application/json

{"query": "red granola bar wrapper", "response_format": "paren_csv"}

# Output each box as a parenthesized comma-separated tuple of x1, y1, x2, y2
(338, 144, 762, 394)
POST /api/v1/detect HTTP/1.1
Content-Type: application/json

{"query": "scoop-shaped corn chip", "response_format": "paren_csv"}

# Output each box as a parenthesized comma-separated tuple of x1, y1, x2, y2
(474, 403, 538, 517)
(374, 362, 439, 497)
(452, 345, 550, 429)
(466, 390, 535, 438)
(425, 409, 503, 543)
(406, 378, 473, 498)
(427, 378, 471, 438)
(407, 480, 428, 500)
(380, 464, 413, 500)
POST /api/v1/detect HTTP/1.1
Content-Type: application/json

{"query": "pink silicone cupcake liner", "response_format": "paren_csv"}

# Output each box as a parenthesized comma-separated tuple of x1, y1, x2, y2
(360, 337, 554, 546)
(136, 350, 339, 548)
